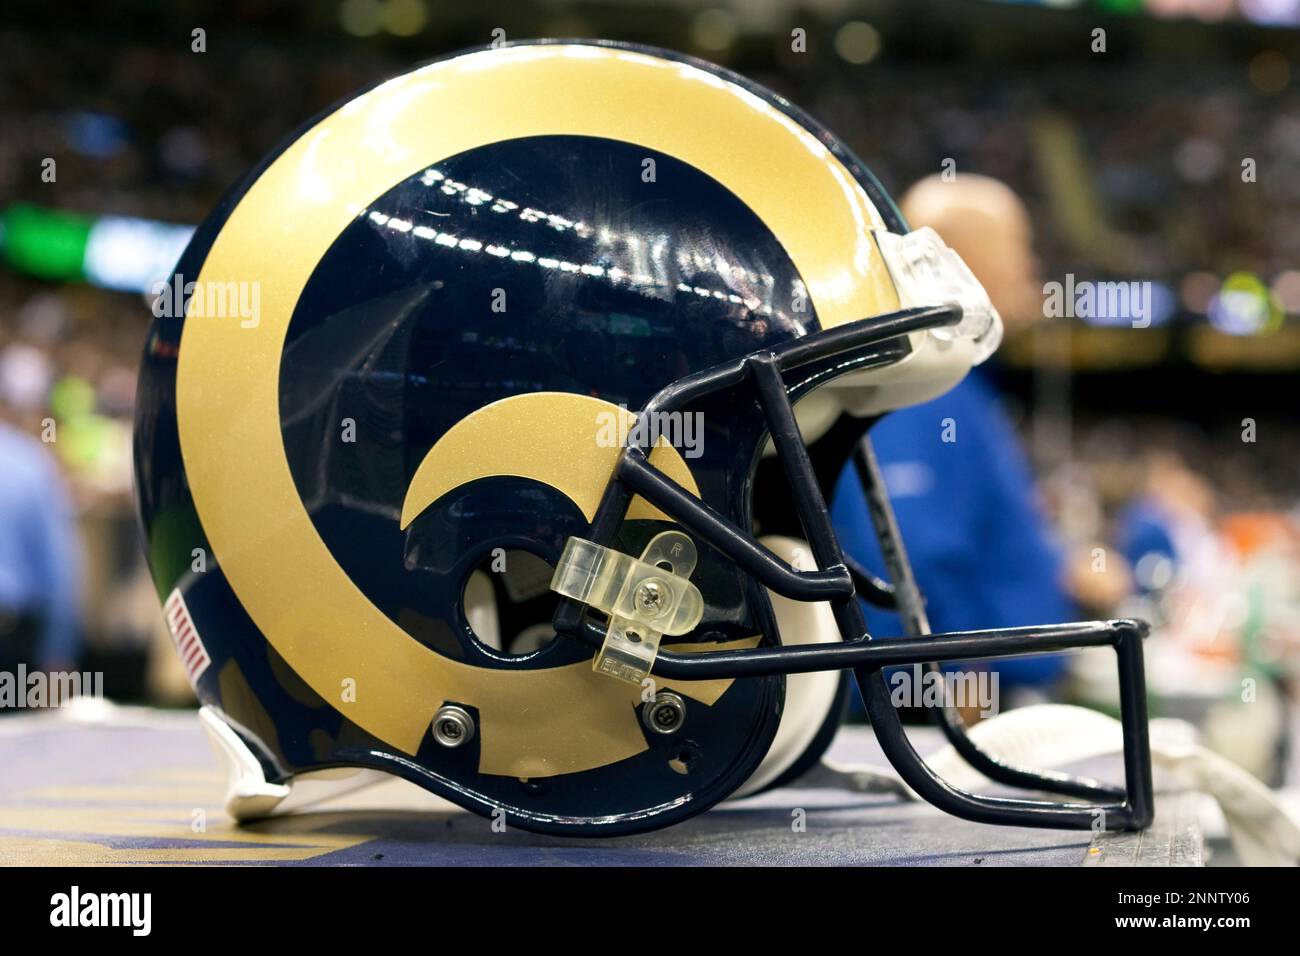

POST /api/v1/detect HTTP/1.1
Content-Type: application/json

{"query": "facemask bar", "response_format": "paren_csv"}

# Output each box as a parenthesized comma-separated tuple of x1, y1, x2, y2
(549, 303, 1154, 832)
(850, 437, 1131, 802)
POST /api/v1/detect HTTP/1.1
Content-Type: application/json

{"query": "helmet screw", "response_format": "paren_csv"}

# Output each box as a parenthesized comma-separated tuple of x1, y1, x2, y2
(433, 705, 475, 748)
(642, 691, 687, 735)
(635, 580, 664, 615)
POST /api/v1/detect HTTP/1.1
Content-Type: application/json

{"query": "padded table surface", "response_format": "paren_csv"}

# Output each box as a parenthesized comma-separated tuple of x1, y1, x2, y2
(0, 705, 1201, 866)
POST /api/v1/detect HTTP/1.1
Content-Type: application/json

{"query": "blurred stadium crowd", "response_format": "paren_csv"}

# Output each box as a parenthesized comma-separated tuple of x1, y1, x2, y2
(0, 0, 1298, 779)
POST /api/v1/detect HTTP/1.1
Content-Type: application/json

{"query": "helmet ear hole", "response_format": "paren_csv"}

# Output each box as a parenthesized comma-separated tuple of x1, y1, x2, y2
(463, 570, 501, 652)
(461, 550, 560, 659)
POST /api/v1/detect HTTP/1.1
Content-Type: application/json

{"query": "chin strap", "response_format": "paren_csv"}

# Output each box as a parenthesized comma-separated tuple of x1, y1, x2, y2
(807, 704, 1300, 867)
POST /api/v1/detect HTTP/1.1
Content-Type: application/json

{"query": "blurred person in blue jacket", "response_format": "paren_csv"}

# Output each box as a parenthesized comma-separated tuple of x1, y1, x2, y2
(0, 418, 83, 677)
(1117, 450, 1217, 594)
(832, 174, 1124, 691)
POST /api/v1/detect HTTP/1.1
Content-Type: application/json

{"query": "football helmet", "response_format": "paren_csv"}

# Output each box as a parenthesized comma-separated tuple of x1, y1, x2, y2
(134, 40, 1153, 836)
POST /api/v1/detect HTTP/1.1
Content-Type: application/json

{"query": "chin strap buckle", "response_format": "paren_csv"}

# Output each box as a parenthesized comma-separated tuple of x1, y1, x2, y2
(551, 530, 704, 684)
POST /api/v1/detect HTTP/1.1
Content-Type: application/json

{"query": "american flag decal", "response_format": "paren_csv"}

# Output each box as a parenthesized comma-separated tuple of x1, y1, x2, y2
(163, 589, 211, 686)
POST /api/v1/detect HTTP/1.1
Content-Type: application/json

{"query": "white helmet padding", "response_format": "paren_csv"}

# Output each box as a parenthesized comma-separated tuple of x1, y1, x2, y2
(730, 535, 845, 799)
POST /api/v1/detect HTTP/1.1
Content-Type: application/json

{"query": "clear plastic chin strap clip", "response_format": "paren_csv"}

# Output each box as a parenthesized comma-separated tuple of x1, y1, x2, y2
(550, 530, 704, 684)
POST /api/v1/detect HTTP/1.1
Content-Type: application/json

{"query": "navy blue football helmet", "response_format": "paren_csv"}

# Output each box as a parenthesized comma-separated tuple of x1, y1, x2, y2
(134, 40, 1152, 836)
